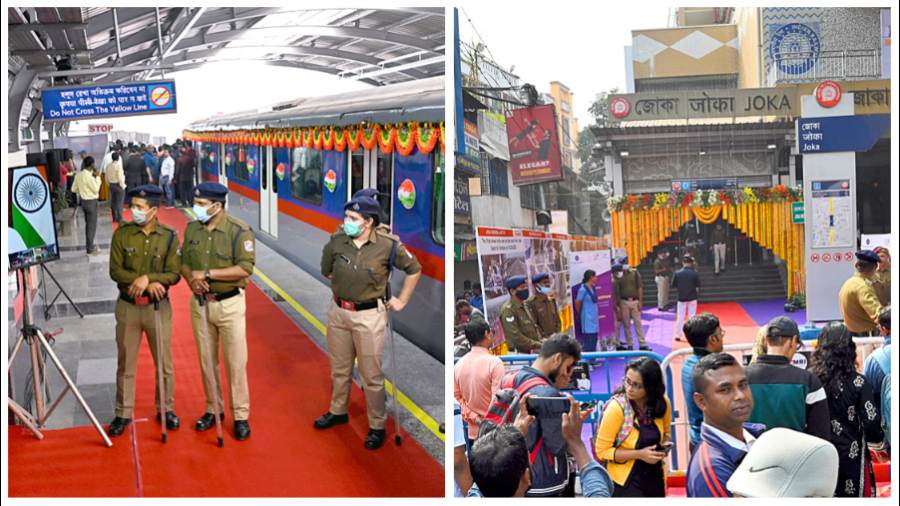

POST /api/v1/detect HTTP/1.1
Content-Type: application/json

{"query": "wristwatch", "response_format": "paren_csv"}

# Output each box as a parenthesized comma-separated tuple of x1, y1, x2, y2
(204, 270, 211, 282)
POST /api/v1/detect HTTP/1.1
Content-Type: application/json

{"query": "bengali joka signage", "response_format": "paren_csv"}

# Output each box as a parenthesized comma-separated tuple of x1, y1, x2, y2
(608, 80, 890, 122)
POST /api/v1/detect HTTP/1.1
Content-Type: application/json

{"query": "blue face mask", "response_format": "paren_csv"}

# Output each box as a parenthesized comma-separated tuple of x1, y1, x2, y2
(132, 208, 150, 225)
(343, 218, 363, 237)
(193, 203, 218, 223)
(537, 286, 551, 295)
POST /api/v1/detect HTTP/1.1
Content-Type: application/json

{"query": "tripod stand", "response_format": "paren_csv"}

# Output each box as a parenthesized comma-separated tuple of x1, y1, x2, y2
(7, 267, 112, 447)
(39, 262, 84, 321)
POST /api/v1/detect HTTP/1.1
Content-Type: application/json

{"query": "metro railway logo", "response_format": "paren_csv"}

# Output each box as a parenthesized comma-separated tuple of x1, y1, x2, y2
(815, 81, 842, 108)
(324, 169, 337, 192)
(770, 23, 821, 75)
(609, 97, 631, 119)
(398, 179, 416, 210)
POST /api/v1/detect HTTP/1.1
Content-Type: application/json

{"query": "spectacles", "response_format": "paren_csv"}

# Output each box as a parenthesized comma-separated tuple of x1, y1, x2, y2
(624, 377, 644, 390)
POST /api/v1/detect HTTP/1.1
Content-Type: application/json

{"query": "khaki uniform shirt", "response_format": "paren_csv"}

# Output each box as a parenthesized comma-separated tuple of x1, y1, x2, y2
(525, 293, 561, 338)
(614, 269, 642, 302)
(838, 272, 882, 333)
(181, 214, 256, 292)
(109, 221, 181, 293)
(321, 228, 421, 302)
(653, 257, 672, 277)
(499, 297, 543, 352)
(871, 267, 891, 307)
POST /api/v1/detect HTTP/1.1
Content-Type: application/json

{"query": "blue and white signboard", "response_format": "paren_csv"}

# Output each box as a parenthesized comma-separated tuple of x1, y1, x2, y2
(797, 114, 890, 154)
(41, 80, 177, 122)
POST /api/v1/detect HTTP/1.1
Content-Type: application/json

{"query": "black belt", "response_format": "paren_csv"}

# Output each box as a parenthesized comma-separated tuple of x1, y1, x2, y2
(120, 293, 168, 306)
(201, 289, 242, 302)
(334, 297, 379, 311)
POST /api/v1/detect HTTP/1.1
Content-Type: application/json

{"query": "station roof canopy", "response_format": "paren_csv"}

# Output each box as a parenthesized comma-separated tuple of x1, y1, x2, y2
(9, 7, 445, 87)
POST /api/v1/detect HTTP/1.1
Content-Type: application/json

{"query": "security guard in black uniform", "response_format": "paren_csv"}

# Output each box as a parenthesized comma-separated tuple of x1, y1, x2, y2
(316, 195, 422, 450)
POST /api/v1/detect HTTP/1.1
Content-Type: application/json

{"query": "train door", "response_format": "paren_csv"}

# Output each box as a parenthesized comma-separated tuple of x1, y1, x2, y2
(259, 146, 278, 238)
(347, 148, 394, 226)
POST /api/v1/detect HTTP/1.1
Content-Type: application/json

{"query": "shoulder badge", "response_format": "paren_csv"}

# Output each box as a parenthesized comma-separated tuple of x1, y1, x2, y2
(243, 240, 254, 252)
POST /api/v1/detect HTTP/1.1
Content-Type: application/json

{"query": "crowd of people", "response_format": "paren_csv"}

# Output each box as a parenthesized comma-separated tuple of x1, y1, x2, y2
(453, 248, 891, 498)
(58, 139, 199, 256)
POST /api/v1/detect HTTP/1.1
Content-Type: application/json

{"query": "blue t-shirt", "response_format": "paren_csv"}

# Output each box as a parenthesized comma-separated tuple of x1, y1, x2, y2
(682, 351, 709, 448)
(469, 295, 484, 312)
(576, 284, 599, 334)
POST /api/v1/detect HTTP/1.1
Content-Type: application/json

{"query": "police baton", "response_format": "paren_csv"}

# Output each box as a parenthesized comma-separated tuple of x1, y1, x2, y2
(196, 295, 224, 447)
(153, 299, 167, 443)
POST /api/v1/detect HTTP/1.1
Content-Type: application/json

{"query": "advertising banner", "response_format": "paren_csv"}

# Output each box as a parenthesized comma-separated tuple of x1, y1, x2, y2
(522, 230, 573, 334)
(505, 104, 564, 185)
(477, 110, 511, 161)
(42, 80, 177, 121)
(568, 249, 615, 344)
(475, 227, 528, 349)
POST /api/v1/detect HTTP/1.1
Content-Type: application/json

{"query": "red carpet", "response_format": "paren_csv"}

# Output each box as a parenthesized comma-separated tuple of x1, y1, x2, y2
(9, 207, 443, 497)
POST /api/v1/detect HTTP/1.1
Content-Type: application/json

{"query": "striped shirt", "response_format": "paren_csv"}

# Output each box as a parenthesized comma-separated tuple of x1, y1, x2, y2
(687, 423, 762, 497)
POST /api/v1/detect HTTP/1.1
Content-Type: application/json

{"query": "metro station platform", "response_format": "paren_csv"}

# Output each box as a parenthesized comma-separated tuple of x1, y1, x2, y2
(8, 204, 444, 497)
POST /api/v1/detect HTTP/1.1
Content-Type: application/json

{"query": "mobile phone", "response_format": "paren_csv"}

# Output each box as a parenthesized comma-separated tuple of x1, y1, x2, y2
(525, 396, 571, 416)
(579, 400, 597, 411)
(655, 442, 673, 454)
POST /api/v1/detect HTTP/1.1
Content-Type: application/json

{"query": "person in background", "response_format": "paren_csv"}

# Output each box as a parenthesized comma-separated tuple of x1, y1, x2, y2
(175, 145, 197, 207)
(863, 305, 891, 446)
(575, 269, 599, 352)
(454, 402, 473, 497)
(871, 246, 891, 306)
(58, 149, 75, 197)
(711, 222, 728, 275)
(749, 325, 769, 364)
(838, 250, 884, 337)
(610, 264, 627, 350)
(454, 318, 504, 441)
(158, 145, 175, 207)
(70, 156, 102, 255)
(526, 272, 561, 340)
(499, 275, 543, 354)
(144, 144, 160, 184)
(614, 257, 649, 351)
(687, 353, 763, 498)
(100, 143, 117, 174)
(105, 151, 126, 224)
(745, 316, 830, 440)
(653, 250, 673, 311)
(810, 322, 885, 497)
(469, 284, 484, 312)
(125, 146, 148, 191)
(672, 255, 701, 342)
(595, 357, 671, 497)
(681, 313, 725, 454)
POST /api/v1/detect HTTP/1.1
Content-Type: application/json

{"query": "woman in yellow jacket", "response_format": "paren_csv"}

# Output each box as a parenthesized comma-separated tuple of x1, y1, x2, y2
(594, 357, 671, 497)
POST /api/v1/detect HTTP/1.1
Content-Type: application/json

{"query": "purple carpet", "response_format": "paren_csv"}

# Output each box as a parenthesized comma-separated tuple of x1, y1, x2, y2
(738, 298, 808, 326)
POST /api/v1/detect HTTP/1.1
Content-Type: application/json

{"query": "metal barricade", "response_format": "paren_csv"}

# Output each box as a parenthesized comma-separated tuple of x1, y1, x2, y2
(659, 336, 886, 476)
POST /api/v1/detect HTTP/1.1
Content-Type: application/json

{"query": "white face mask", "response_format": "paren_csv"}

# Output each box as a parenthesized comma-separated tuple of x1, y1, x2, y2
(615, 272, 624, 278)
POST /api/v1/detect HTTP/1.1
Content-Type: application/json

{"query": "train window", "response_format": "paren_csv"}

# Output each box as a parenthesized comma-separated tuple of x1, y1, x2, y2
(290, 147, 323, 204)
(231, 145, 250, 182)
(431, 150, 445, 245)
(376, 150, 393, 223)
(349, 149, 365, 196)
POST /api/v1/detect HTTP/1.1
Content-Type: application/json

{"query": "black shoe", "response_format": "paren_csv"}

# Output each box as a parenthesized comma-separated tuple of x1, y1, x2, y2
(107, 417, 131, 437)
(364, 428, 386, 450)
(313, 412, 349, 429)
(616, 343, 630, 351)
(234, 420, 250, 441)
(195, 412, 225, 432)
(156, 411, 180, 430)
(639, 345, 653, 351)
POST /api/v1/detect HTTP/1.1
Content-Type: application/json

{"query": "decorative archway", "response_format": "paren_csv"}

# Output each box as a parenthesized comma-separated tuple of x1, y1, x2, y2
(609, 186, 806, 296)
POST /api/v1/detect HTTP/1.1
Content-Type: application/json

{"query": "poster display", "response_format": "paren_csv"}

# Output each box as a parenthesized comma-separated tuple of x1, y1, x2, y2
(809, 179, 853, 249)
(8, 166, 60, 270)
(505, 104, 564, 185)
(568, 249, 615, 343)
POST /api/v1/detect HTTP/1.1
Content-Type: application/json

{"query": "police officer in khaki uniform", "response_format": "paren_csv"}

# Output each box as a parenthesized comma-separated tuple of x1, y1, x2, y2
(315, 195, 421, 450)
(499, 275, 543, 353)
(107, 185, 181, 436)
(838, 250, 884, 336)
(871, 246, 891, 306)
(181, 182, 255, 441)
(613, 256, 650, 351)
(526, 272, 560, 338)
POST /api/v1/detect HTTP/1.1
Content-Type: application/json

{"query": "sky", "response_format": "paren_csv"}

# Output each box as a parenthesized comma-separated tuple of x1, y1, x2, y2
(71, 61, 373, 142)
(457, 4, 672, 129)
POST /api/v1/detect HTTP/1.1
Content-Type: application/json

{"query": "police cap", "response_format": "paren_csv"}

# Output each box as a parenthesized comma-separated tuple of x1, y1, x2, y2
(505, 275, 528, 290)
(193, 182, 229, 200)
(344, 195, 381, 220)
(855, 250, 881, 264)
(127, 184, 164, 202)
(532, 272, 550, 284)
(611, 263, 623, 272)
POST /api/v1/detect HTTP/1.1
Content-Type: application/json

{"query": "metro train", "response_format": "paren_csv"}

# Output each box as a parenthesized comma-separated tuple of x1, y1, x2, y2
(183, 76, 445, 361)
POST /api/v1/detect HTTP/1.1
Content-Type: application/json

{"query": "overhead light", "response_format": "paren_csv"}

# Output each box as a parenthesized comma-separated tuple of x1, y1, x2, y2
(767, 144, 777, 150)
(698, 150, 707, 155)
(620, 151, 629, 157)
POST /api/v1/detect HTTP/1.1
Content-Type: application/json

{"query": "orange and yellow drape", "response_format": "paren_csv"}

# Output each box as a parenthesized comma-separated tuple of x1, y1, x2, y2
(182, 122, 444, 155)
(611, 201, 805, 296)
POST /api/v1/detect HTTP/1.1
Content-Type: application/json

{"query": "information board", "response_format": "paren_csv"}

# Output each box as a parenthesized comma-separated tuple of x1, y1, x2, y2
(809, 179, 853, 249)
(41, 80, 177, 122)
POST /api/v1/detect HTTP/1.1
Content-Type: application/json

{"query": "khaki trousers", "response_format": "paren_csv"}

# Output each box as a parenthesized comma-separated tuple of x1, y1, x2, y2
(655, 275, 670, 309)
(714, 243, 727, 273)
(326, 304, 388, 430)
(620, 299, 646, 346)
(190, 292, 250, 421)
(114, 298, 174, 418)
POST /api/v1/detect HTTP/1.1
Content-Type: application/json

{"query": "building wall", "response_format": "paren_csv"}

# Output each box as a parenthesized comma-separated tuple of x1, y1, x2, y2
(736, 7, 763, 88)
(632, 25, 739, 80)
(549, 81, 579, 172)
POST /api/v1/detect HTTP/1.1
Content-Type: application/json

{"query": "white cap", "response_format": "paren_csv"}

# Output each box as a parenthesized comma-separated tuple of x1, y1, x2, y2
(726, 427, 839, 497)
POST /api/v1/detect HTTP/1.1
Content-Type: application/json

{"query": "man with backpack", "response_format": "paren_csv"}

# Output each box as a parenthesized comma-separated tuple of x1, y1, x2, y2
(864, 305, 891, 450)
(481, 334, 582, 496)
